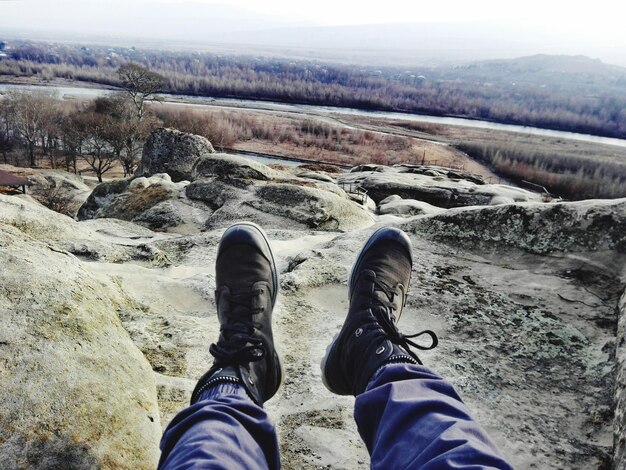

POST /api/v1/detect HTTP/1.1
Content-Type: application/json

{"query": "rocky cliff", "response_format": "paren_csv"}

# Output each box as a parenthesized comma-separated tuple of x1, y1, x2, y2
(1, 128, 625, 469)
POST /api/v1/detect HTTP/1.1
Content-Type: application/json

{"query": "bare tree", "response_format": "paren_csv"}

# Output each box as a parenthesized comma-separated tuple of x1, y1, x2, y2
(80, 112, 116, 182)
(5, 90, 54, 166)
(60, 112, 87, 174)
(39, 97, 64, 169)
(94, 93, 159, 177)
(0, 99, 14, 163)
(117, 63, 164, 123)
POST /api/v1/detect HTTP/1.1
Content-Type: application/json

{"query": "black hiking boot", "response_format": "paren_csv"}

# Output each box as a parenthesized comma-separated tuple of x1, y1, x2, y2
(321, 226, 438, 396)
(190, 222, 282, 406)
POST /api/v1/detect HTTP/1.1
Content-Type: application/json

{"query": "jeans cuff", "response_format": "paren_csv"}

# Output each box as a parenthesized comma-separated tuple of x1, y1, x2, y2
(197, 382, 248, 402)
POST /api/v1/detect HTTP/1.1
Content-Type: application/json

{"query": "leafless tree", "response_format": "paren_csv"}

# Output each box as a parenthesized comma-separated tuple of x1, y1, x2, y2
(60, 112, 87, 174)
(80, 112, 116, 182)
(117, 63, 164, 123)
(0, 99, 14, 163)
(5, 90, 56, 166)
(94, 93, 160, 177)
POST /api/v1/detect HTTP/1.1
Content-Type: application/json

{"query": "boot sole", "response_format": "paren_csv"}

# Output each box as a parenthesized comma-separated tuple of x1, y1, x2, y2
(321, 226, 413, 394)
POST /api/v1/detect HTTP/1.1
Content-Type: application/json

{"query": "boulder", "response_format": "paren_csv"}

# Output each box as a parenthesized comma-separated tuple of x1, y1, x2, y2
(192, 153, 276, 181)
(297, 171, 336, 183)
(186, 179, 244, 210)
(379, 197, 445, 217)
(78, 174, 188, 224)
(408, 198, 626, 254)
(0, 224, 161, 469)
(490, 195, 515, 205)
(137, 128, 215, 182)
(339, 166, 540, 208)
(379, 195, 402, 205)
(251, 183, 374, 231)
(0, 195, 131, 261)
(77, 179, 131, 220)
(133, 200, 184, 230)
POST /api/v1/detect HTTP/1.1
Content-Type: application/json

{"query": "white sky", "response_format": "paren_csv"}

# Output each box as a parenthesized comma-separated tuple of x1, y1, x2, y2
(155, 0, 623, 31)
(1, 0, 625, 65)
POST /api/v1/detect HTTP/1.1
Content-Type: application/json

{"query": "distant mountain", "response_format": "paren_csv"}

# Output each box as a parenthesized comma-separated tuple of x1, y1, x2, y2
(448, 54, 626, 92)
(200, 23, 626, 68)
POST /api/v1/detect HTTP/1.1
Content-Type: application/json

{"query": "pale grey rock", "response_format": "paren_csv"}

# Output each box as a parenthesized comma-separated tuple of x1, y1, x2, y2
(490, 195, 516, 205)
(134, 200, 184, 229)
(379, 198, 445, 217)
(0, 225, 161, 470)
(186, 179, 246, 210)
(77, 178, 131, 220)
(4, 156, 626, 470)
(379, 194, 402, 205)
(339, 166, 540, 208)
(282, 222, 622, 469)
(407, 198, 626, 254)
(297, 171, 336, 183)
(616, 291, 626, 469)
(252, 183, 375, 231)
(310, 181, 347, 198)
(137, 128, 215, 182)
(78, 174, 188, 224)
(0, 164, 92, 217)
(0, 195, 131, 261)
(192, 152, 277, 181)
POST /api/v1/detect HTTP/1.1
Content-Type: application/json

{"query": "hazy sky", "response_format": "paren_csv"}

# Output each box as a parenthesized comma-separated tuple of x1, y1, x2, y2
(159, 0, 622, 30)
(1, 0, 624, 65)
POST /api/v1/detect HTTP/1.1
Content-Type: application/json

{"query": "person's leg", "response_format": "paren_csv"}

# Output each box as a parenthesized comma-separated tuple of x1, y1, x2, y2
(159, 223, 283, 470)
(322, 226, 512, 469)
(159, 383, 279, 470)
(355, 363, 512, 469)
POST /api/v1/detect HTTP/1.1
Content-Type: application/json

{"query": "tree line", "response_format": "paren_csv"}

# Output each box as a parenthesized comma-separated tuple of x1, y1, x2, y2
(456, 141, 626, 200)
(1, 40, 625, 139)
(0, 64, 164, 181)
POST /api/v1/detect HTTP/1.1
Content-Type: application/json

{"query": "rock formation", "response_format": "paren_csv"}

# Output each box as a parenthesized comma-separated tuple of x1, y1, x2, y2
(339, 164, 542, 207)
(0, 197, 162, 470)
(1, 128, 625, 469)
(137, 127, 215, 182)
(77, 130, 375, 233)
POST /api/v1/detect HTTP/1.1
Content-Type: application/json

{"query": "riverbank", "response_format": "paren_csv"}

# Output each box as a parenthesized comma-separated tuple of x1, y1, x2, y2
(3, 80, 626, 199)
(1, 80, 625, 148)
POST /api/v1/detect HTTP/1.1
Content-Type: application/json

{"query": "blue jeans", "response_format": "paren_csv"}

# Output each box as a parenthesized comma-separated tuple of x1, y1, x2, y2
(159, 363, 512, 469)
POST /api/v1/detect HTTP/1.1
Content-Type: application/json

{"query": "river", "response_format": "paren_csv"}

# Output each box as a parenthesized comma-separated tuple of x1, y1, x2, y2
(1, 83, 625, 149)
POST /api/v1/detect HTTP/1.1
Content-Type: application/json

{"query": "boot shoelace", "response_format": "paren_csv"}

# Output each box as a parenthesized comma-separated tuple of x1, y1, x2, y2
(371, 278, 438, 364)
(210, 290, 265, 366)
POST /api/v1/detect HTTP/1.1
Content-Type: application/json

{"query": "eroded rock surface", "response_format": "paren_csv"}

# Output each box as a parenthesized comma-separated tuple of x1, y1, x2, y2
(3, 134, 626, 469)
(615, 292, 626, 469)
(78, 130, 375, 233)
(340, 164, 541, 207)
(409, 198, 626, 254)
(137, 127, 215, 182)
(0, 224, 161, 470)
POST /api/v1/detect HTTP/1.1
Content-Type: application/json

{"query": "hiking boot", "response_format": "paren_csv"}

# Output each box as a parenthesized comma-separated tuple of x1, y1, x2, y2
(321, 226, 438, 396)
(191, 222, 282, 406)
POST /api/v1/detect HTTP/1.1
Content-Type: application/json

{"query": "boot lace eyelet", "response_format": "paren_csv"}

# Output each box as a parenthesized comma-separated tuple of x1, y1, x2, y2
(248, 376, 254, 385)
(355, 328, 363, 337)
(376, 346, 385, 355)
